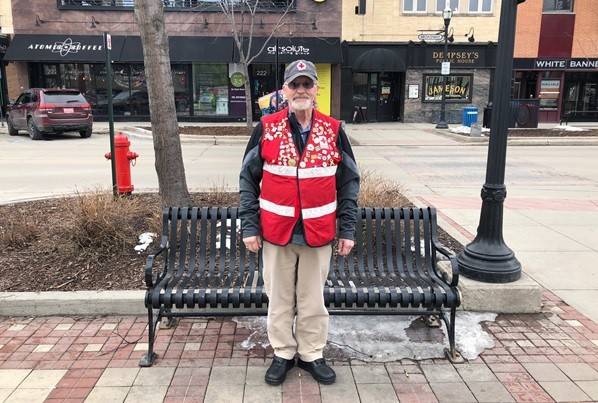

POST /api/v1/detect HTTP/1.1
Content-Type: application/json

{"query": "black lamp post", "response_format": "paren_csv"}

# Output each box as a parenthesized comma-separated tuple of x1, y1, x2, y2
(435, 7, 452, 129)
(456, 0, 526, 283)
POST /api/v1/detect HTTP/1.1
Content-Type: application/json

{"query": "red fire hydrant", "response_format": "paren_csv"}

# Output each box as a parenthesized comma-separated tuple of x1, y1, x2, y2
(105, 133, 139, 194)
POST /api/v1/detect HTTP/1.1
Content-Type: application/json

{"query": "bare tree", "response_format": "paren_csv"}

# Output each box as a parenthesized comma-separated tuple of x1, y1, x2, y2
(134, 0, 191, 207)
(217, 0, 296, 130)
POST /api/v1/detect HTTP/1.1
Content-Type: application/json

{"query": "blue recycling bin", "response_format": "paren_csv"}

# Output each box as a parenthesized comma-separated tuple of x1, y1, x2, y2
(462, 106, 478, 127)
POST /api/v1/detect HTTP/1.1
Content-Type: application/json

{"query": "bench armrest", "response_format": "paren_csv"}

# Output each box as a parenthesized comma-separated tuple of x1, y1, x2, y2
(145, 246, 168, 289)
(432, 239, 460, 287)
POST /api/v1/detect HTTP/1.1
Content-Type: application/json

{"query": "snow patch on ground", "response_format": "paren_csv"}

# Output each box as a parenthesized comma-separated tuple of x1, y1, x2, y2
(134, 232, 157, 253)
(449, 126, 489, 135)
(233, 311, 497, 362)
(552, 124, 588, 132)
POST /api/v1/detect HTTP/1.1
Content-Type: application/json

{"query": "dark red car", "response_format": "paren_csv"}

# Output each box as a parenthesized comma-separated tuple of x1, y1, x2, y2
(6, 88, 93, 140)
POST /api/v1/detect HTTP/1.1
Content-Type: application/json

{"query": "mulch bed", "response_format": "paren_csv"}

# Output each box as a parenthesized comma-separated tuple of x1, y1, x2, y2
(0, 192, 463, 293)
(139, 126, 252, 136)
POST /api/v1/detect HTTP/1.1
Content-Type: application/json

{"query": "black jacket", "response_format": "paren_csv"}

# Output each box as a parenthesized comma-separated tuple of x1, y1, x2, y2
(239, 112, 360, 244)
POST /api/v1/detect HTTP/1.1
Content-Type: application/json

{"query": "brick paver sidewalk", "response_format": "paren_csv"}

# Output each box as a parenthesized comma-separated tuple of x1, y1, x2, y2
(0, 291, 597, 402)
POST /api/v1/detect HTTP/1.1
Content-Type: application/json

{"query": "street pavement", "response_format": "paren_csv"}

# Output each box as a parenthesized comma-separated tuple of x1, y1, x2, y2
(1, 122, 598, 402)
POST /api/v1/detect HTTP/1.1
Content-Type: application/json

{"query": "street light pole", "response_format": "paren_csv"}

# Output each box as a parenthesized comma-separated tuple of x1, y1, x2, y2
(456, 0, 526, 283)
(435, 8, 452, 129)
(104, 32, 117, 197)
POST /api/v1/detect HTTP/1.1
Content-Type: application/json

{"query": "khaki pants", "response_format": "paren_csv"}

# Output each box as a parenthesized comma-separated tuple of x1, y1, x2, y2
(262, 241, 331, 362)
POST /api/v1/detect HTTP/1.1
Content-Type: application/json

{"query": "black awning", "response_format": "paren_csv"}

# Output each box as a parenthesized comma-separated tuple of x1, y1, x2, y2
(353, 48, 406, 72)
(233, 37, 342, 64)
(170, 36, 234, 63)
(3, 34, 124, 63)
(118, 36, 234, 63)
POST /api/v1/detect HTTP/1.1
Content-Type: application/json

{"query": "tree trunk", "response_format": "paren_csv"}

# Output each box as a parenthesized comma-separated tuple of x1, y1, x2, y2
(242, 61, 254, 131)
(134, 0, 191, 207)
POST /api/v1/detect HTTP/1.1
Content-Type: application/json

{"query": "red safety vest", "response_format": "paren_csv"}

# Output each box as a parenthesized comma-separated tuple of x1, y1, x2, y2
(259, 108, 342, 247)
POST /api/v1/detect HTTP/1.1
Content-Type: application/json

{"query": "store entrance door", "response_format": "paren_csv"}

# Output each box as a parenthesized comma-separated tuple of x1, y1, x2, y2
(354, 72, 400, 122)
(563, 72, 598, 121)
(249, 63, 284, 120)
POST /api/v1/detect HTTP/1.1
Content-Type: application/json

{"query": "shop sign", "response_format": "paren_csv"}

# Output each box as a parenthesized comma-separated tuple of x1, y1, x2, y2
(428, 50, 481, 66)
(514, 58, 598, 71)
(230, 72, 246, 88)
(423, 74, 472, 103)
(26, 37, 103, 57)
(267, 44, 310, 57)
(418, 33, 444, 42)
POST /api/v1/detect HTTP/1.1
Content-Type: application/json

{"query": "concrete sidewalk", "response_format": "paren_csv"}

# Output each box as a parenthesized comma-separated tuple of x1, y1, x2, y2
(0, 291, 597, 402)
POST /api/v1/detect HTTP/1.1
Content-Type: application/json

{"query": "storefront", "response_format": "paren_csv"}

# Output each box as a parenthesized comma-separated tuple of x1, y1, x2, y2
(3, 34, 342, 121)
(341, 44, 407, 122)
(232, 37, 341, 119)
(513, 58, 598, 122)
(402, 43, 496, 124)
(341, 42, 496, 124)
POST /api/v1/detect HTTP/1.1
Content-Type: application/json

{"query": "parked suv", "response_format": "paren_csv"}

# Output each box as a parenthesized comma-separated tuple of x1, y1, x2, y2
(6, 88, 93, 140)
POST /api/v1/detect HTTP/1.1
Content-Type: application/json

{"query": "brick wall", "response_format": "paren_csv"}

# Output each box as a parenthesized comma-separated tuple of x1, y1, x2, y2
(11, 0, 341, 38)
(513, 0, 541, 58)
(571, 0, 598, 57)
(5, 62, 29, 100)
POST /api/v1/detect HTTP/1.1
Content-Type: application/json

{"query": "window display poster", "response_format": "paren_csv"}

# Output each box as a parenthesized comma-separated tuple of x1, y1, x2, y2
(315, 64, 331, 115)
(229, 63, 247, 118)
(408, 84, 419, 99)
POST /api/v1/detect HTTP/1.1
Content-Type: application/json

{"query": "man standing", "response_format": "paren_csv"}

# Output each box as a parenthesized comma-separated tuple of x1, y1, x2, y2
(239, 60, 360, 385)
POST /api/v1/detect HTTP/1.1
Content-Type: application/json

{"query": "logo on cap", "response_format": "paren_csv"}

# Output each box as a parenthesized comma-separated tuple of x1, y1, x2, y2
(297, 61, 306, 71)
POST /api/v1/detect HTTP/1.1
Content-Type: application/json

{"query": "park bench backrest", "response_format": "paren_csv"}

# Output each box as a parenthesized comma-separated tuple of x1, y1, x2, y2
(160, 207, 439, 289)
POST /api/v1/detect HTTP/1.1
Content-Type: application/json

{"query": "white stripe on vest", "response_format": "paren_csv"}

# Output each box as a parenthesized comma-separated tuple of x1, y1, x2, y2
(263, 163, 337, 179)
(263, 163, 296, 177)
(302, 200, 337, 219)
(259, 198, 295, 217)
(298, 165, 338, 179)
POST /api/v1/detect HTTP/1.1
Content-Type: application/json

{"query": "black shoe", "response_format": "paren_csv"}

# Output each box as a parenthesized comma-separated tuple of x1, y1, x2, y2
(265, 355, 295, 385)
(297, 358, 336, 385)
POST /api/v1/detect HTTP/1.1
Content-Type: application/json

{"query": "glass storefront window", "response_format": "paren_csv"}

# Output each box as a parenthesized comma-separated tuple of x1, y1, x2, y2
(352, 73, 368, 106)
(172, 65, 190, 116)
(193, 64, 229, 116)
(563, 72, 597, 117)
(423, 74, 472, 102)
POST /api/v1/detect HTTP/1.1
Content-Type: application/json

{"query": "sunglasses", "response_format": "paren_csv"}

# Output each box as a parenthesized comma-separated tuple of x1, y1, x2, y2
(287, 80, 315, 90)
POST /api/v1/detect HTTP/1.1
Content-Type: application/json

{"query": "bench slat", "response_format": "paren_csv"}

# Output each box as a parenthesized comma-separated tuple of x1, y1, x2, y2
(208, 207, 218, 277)
(383, 208, 395, 277)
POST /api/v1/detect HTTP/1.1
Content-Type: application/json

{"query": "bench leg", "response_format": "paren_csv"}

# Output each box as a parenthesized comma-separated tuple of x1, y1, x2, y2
(160, 308, 178, 329)
(139, 306, 159, 367)
(425, 314, 441, 328)
(442, 306, 464, 363)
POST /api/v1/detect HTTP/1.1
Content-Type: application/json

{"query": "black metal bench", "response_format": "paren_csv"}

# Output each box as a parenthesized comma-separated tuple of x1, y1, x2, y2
(140, 206, 461, 367)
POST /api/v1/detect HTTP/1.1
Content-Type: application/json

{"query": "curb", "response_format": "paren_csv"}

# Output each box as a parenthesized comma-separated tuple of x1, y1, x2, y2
(122, 127, 250, 145)
(0, 290, 147, 316)
(435, 129, 598, 146)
